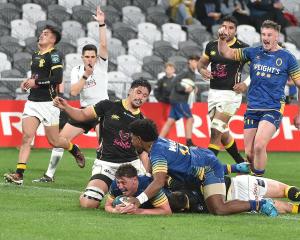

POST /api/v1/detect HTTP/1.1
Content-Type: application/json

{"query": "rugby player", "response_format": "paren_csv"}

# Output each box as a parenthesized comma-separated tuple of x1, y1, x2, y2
(198, 16, 248, 163)
(4, 25, 84, 185)
(218, 20, 300, 176)
(33, 6, 109, 183)
(105, 164, 171, 215)
(126, 119, 278, 216)
(53, 79, 152, 209)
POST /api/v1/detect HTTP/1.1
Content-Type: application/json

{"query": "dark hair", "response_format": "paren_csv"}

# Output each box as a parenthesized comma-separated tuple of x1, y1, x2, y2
(188, 55, 200, 61)
(82, 44, 98, 55)
(115, 164, 138, 179)
(261, 20, 281, 32)
(221, 15, 238, 28)
(130, 79, 152, 94)
(167, 192, 188, 212)
(43, 25, 61, 44)
(129, 119, 158, 142)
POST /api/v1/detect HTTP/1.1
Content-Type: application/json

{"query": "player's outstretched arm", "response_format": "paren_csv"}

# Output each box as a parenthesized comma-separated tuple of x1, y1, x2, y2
(218, 27, 236, 60)
(53, 97, 96, 122)
(93, 6, 108, 59)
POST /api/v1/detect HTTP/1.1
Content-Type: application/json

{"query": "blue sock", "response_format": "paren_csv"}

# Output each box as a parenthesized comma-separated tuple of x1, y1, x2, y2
(252, 168, 265, 177)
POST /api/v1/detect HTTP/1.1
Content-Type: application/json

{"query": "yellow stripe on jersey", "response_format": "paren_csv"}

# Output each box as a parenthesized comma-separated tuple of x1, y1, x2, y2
(92, 106, 98, 118)
(279, 101, 285, 114)
(151, 191, 168, 207)
(234, 48, 243, 61)
(193, 167, 205, 181)
(106, 194, 114, 201)
(152, 160, 168, 174)
(51, 65, 63, 70)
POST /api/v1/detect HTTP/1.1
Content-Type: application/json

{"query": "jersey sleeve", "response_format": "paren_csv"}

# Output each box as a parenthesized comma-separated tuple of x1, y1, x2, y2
(150, 189, 169, 207)
(203, 41, 213, 60)
(93, 99, 112, 117)
(150, 146, 168, 174)
(287, 52, 300, 83)
(235, 47, 252, 62)
(97, 57, 108, 72)
(50, 50, 63, 71)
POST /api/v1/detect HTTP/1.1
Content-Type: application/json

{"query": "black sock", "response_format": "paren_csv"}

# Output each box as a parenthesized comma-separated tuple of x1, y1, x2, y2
(285, 186, 300, 201)
(208, 146, 219, 156)
(225, 141, 245, 163)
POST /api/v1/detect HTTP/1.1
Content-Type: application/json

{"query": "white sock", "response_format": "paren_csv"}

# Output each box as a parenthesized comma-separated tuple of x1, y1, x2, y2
(45, 148, 64, 178)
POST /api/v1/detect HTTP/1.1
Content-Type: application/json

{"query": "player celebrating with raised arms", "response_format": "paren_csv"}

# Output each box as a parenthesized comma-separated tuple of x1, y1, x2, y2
(218, 20, 300, 176)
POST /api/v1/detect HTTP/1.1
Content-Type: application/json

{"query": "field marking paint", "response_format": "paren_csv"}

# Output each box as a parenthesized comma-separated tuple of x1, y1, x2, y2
(0, 182, 82, 194)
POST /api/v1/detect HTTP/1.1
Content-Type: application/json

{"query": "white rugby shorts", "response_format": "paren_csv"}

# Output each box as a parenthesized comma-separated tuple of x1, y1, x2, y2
(91, 159, 146, 180)
(228, 175, 268, 201)
(22, 100, 60, 127)
(208, 89, 242, 117)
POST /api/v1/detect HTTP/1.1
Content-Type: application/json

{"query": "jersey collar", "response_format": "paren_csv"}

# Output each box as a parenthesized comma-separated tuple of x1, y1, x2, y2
(38, 47, 54, 55)
(227, 37, 236, 47)
(122, 99, 140, 115)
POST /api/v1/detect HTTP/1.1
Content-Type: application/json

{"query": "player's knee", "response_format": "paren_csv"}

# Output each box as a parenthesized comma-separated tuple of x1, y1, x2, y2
(80, 186, 105, 209)
(209, 204, 228, 215)
(211, 119, 227, 134)
(254, 140, 266, 153)
(22, 133, 35, 145)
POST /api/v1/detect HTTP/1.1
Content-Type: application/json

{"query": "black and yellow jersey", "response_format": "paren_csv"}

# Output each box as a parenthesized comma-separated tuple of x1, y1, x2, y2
(203, 38, 248, 90)
(28, 48, 63, 102)
(94, 99, 144, 163)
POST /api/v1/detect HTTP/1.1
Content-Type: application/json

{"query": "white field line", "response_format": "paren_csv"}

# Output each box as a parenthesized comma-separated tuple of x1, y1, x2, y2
(0, 182, 82, 194)
(278, 215, 300, 221)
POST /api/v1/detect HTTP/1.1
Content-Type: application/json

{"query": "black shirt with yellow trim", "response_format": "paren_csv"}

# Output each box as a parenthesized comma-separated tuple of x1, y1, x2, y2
(28, 48, 63, 102)
(204, 38, 249, 90)
(94, 99, 144, 163)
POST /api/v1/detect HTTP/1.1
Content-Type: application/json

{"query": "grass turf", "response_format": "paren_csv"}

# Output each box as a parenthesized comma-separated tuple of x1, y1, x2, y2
(0, 148, 299, 240)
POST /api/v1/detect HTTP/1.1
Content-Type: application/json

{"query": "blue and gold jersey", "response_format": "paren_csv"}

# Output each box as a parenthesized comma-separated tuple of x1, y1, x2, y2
(235, 46, 300, 112)
(150, 137, 220, 182)
(107, 175, 168, 208)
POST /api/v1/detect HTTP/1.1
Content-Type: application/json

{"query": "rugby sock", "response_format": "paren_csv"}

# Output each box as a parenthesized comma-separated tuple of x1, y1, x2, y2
(252, 168, 265, 177)
(291, 204, 300, 214)
(224, 139, 245, 163)
(45, 148, 64, 178)
(249, 200, 264, 212)
(16, 163, 26, 176)
(186, 139, 195, 147)
(208, 144, 220, 156)
(68, 142, 74, 151)
(223, 164, 245, 174)
(285, 186, 300, 201)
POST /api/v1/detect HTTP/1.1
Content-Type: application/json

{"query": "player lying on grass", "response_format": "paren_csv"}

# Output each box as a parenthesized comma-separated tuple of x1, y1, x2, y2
(125, 119, 278, 217)
(167, 175, 300, 215)
(105, 164, 172, 215)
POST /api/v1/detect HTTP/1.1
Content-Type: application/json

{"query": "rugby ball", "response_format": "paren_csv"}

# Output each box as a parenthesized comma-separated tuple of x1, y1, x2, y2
(180, 78, 195, 89)
(112, 195, 129, 207)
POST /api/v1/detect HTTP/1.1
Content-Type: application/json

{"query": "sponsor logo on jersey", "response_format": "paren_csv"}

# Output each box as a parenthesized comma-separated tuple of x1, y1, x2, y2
(39, 59, 45, 67)
(51, 54, 60, 64)
(111, 114, 120, 120)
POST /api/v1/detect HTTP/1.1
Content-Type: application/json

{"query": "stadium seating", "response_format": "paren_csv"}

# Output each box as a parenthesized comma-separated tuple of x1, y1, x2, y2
(36, 19, 60, 35)
(58, 0, 82, 13)
(137, 22, 161, 46)
(13, 52, 31, 76)
(77, 37, 97, 54)
(32, 0, 58, 10)
(122, 6, 145, 31)
(83, 0, 107, 11)
(0, 36, 23, 61)
(142, 55, 164, 79)
(107, 71, 130, 98)
(101, 5, 121, 28)
(0, 3, 21, 25)
(168, 55, 187, 73)
(55, 38, 77, 56)
(72, 5, 94, 28)
(117, 54, 142, 77)
(162, 23, 186, 49)
(107, 0, 131, 12)
(237, 24, 260, 46)
(8, 0, 31, 8)
(62, 20, 85, 46)
(178, 41, 202, 58)
(153, 40, 177, 62)
(47, 4, 72, 26)
(107, 37, 126, 64)
(11, 19, 36, 45)
(112, 22, 137, 47)
(87, 21, 112, 42)
(132, 0, 156, 13)
(146, 6, 169, 28)
(0, 19, 10, 37)
(188, 24, 212, 46)
(24, 36, 38, 54)
(128, 38, 152, 65)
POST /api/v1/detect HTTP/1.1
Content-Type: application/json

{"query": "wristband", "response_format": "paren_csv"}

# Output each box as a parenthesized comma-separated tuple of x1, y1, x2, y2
(136, 192, 148, 205)
(82, 75, 88, 80)
(99, 23, 106, 27)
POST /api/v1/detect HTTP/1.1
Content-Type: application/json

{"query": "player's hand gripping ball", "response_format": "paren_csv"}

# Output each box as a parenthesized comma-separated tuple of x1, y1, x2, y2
(112, 196, 130, 207)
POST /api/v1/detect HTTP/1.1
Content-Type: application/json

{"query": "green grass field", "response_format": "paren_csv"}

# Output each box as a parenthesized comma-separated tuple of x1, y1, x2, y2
(0, 148, 299, 240)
